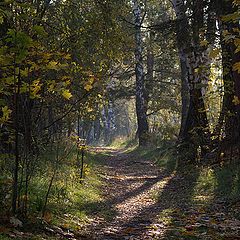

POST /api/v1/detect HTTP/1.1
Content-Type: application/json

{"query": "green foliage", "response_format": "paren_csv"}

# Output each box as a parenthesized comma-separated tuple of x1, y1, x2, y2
(194, 163, 240, 202)
(129, 141, 178, 172)
(0, 142, 105, 223)
(0, 235, 12, 240)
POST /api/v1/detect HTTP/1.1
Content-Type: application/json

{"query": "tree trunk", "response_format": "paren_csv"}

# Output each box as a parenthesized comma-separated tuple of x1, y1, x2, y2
(173, 0, 191, 142)
(218, 0, 240, 142)
(146, 31, 154, 106)
(133, 0, 149, 146)
(93, 118, 101, 143)
(173, 0, 210, 157)
(12, 68, 21, 214)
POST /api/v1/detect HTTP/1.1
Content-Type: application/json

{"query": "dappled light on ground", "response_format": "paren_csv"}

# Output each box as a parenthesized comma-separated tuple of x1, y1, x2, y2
(1, 147, 240, 239)
(80, 148, 240, 240)
(1, 0, 240, 239)
(82, 148, 176, 239)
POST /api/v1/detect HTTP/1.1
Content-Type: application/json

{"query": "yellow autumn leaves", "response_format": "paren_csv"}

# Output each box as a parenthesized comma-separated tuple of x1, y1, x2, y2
(233, 96, 240, 105)
(47, 75, 95, 101)
(0, 106, 12, 124)
(200, 40, 221, 59)
(20, 80, 42, 99)
(84, 75, 95, 91)
(233, 62, 240, 73)
(62, 89, 72, 100)
(47, 61, 59, 70)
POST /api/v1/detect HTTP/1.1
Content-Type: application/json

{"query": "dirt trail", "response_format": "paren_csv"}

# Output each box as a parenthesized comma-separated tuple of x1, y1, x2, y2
(79, 147, 240, 240)
(82, 148, 178, 239)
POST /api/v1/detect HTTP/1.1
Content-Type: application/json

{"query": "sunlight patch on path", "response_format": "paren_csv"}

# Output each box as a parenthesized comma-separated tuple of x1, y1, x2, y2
(99, 173, 176, 239)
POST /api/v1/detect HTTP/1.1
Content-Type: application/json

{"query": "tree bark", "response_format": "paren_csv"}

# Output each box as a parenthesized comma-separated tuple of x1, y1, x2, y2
(12, 67, 21, 214)
(133, 0, 149, 146)
(218, 0, 240, 142)
(146, 31, 154, 106)
(173, 0, 210, 156)
(173, 0, 190, 141)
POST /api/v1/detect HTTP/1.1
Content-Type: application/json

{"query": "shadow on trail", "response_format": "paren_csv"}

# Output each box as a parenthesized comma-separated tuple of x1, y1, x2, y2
(114, 166, 201, 239)
(104, 172, 171, 207)
(81, 149, 172, 221)
(79, 173, 170, 223)
(82, 147, 240, 239)
(82, 147, 201, 239)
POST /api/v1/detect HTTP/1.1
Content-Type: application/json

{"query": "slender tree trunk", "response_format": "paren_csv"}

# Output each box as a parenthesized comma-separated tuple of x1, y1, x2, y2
(94, 118, 101, 143)
(42, 142, 59, 217)
(12, 68, 21, 214)
(173, 0, 191, 141)
(218, 0, 240, 142)
(124, 107, 131, 137)
(146, 31, 154, 106)
(107, 102, 115, 144)
(133, 0, 149, 146)
(102, 106, 110, 144)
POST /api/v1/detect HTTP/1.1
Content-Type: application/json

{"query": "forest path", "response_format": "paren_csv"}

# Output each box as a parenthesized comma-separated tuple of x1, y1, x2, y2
(76, 147, 189, 239)
(80, 147, 240, 240)
(84, 147, 172, 239)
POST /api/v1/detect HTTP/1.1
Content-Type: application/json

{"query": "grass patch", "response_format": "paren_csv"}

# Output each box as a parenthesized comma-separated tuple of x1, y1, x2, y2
(214, 163, 240, 199)
(107, 137, 138, 149)
(129, 141, 178, 172)
(192, 162, 240, 203)
(0, 235, 11, 240)
(147, 140, 240, 203)
(158, 208, 175, 225)
(0, 141, 111, 237)
(34, 150, 114, 229)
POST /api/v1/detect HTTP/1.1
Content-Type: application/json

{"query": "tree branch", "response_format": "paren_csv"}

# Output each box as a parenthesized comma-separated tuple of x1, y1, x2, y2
(43, 91, 92, 130)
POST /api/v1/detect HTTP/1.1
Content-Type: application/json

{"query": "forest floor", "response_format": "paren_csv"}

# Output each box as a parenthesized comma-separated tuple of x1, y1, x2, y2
(74, 147, 240, 240)
(1, 146, 240, 239)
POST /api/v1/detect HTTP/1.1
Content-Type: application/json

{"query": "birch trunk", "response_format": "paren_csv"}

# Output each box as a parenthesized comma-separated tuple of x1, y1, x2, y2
(173, 0, 190, 141)
(173, 0, 210, 156)
(133, 0, 149, 146)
